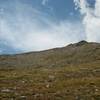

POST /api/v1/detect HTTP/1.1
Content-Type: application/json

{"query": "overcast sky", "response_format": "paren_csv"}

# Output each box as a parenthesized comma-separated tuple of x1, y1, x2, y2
(0, 0, 99, 54)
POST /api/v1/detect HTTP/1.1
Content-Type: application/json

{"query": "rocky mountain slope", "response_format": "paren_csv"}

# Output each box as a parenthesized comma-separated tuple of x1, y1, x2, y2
(0, 40, 100, 68)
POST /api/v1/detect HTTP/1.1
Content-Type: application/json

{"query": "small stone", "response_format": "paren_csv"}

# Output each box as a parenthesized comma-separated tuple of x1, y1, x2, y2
(95, 88, 99, 92)
(46, 84, 50, 88)
(1, 88, 11, 92)
(20, 96, 27, 98)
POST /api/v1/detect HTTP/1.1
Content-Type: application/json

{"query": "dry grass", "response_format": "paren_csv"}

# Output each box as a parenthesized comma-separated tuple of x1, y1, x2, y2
(0, 64, 100, 100)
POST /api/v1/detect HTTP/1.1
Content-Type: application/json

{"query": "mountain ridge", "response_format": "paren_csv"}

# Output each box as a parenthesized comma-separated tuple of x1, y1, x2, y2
(0, 40, 100, 68)
(1, 40, 99, 55)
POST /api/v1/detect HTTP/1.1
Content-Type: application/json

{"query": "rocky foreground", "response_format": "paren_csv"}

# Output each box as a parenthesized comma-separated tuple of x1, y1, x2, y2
(0, 66, 100, 100)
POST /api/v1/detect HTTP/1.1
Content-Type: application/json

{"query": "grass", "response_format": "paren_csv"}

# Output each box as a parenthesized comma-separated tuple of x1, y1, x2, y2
(0, 64, 100, 100)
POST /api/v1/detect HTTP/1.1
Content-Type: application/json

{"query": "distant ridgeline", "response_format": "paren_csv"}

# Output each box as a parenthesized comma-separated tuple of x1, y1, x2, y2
(0, 41, 100, 68)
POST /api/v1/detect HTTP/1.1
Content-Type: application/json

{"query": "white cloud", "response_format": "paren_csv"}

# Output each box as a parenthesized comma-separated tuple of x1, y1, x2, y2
(0, 49, 3, 53)
(74, 0, 100, 42)
(95, 0, 100, 17)
(42, 0, 49, 5)
(0, 0, 85, 53)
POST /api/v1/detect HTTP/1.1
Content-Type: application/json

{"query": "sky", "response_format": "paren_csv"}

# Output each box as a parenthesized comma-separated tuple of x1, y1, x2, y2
(0, 0, 99, 54)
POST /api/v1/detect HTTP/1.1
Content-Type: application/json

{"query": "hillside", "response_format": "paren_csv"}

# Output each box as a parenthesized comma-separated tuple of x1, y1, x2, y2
(0, 40, 100, 68)
(0, 41, 100, 100)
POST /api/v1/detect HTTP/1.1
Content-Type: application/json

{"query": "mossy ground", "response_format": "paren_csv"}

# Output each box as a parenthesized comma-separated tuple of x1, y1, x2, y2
(0, 64, 100, 100)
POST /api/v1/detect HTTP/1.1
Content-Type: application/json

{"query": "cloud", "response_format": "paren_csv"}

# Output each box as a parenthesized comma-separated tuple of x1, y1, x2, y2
(42, 0, 49, 5)
(0, 0, 85, 53)
(0, 49, 2, 53)
(74, 0, 100, 42)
